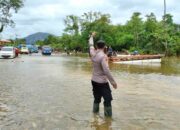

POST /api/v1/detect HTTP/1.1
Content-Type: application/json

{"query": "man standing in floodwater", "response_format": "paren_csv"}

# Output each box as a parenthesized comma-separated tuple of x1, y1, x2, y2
(88, 32, 117, 117)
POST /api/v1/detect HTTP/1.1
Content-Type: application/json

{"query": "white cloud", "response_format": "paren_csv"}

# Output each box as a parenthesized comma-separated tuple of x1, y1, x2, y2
(69, 0, 105, 7)
(1, 0, 179, 39)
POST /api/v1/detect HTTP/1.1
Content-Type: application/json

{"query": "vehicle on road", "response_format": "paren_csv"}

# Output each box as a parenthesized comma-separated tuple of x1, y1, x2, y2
(15, 48, 20, 57)
(26, 45, 39, 53)
(0, 46, 16, 59)
(42, 46, 52, 55)
(0, 46, 3, 50)
(31, 46, 39, 53)
(20, 46, 29, 54)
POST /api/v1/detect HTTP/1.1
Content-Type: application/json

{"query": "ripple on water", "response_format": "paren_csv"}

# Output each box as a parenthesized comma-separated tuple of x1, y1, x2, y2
(0, 56, 180, 129)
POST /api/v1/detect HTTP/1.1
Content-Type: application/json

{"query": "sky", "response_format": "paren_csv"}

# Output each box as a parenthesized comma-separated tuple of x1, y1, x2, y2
(1, 0, 180, 39)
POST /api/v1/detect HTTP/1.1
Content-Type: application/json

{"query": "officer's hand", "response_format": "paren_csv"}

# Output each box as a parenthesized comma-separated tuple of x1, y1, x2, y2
(92, 32, 96, 37)
(112, 82, 117, 89)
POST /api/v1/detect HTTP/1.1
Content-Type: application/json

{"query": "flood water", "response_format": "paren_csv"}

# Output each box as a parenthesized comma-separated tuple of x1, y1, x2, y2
(0, 55, 180, 130)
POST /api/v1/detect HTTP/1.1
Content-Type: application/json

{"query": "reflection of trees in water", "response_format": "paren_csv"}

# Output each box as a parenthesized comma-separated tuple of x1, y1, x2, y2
(91, 116, 113, 130)
(111, 63, 162, 74)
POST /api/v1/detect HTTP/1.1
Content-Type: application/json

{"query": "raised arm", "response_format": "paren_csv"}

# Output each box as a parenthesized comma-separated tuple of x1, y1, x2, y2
(88, 34, 96, 57)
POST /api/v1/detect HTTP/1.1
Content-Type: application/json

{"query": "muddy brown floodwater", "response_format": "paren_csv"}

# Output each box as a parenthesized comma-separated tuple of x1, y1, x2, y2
(0, 55, 180, 130)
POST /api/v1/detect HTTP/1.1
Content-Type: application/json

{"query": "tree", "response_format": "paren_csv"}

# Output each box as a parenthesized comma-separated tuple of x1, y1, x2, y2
(37, 11, 180, 56)
(142, 13, 159, 53)
(163, 14, 173, 26)
(0, 0, 24, 33)
(36, 40, 44, 47)
(80, 12, 106, 32)
(64, 15, 80, 35)
(80, 12, 111, 45)
(126, 12, 144, 48)
(162, 14, 175, 55)
(145, 13, 157, 33)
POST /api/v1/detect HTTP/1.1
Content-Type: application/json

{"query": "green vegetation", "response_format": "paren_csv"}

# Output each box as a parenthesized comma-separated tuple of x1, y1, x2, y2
(0, 0, 179, 56)
(8, 38, 26, 46)
(37, 12, 180, 56)
(0, 0, 24, 33)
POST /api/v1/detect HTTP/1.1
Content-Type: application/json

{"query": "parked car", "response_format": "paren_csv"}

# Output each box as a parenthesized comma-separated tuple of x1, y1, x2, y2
(31, 46, 39, 53)
(0, 46, 16, 59)
(42, 46, 52, 55)
(15, 48, 20, 57)
(20, 46, 29, 54)
(0, 46, 3, 50)
(26, 45, 38, 53)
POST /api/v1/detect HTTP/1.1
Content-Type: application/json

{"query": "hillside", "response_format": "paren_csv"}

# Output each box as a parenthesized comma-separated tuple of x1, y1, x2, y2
(25, 32, 52, 45)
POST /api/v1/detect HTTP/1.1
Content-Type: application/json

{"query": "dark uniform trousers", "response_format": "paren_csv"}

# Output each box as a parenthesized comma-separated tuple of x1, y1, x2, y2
(91, 80, 113, 107)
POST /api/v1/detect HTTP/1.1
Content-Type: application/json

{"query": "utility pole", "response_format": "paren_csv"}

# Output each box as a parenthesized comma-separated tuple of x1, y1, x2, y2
(163, 0, 168, 56)
(164, 0, 166, 17)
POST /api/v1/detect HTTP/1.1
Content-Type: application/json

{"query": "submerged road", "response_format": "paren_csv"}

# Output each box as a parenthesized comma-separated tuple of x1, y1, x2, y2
(0, 54, 180, 130)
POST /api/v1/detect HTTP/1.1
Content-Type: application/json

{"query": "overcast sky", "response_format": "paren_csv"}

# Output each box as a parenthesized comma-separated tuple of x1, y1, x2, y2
(1, 0, 180, 39)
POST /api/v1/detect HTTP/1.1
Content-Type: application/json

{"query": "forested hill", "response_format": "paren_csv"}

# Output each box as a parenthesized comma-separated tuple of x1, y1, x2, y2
(25, 32, 51, 45)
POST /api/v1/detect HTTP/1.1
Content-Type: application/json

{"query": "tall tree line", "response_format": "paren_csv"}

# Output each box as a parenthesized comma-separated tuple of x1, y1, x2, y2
(39, 11, 180, 56)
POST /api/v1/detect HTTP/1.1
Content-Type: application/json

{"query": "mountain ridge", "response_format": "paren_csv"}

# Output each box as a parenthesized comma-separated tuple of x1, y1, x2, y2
(25, 32, 52, 45)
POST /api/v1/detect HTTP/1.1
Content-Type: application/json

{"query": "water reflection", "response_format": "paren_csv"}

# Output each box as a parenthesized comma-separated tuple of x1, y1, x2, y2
(0, 55, 180, 129)
(91, 115, 113, 130)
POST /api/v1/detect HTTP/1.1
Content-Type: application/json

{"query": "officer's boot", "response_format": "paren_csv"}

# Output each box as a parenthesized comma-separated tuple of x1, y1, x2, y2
(93, 103, 99, 114)
(104, 106, 112, 117)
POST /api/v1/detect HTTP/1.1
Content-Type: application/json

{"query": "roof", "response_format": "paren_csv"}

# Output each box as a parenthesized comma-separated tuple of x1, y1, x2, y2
(0, 40, 11, 45)
(0, 40, 11, 43)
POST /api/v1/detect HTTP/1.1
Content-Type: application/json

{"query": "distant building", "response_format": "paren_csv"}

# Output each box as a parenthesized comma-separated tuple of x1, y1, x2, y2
(0, 40, 11, 45)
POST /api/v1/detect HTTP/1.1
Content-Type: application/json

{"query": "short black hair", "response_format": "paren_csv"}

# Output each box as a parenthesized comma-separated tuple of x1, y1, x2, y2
(96, 40, 105, 49)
